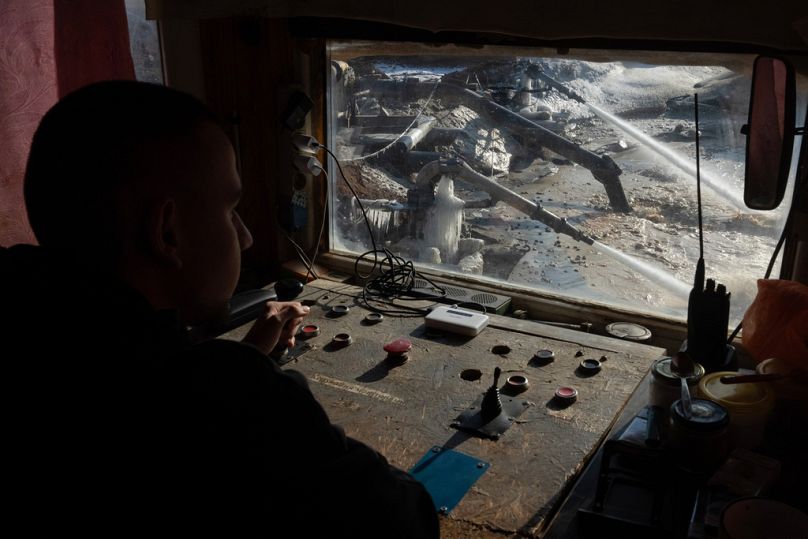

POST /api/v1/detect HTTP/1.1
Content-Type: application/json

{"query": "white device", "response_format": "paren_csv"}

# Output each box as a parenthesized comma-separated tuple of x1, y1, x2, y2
(424, 305, 490, 336)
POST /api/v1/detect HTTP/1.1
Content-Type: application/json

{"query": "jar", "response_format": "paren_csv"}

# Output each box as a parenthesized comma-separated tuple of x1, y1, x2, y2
(756, 358, 807, 402)
(649, 356, 705, 411)
(698, 371, 774, 450)
(756, 358, 808, 446)
(669, 398, 729, 473)
(720, 497, 808, 539)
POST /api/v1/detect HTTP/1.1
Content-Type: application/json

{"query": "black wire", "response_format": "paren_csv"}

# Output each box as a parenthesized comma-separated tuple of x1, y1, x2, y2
(319, 145, 378, 270)
(320, 144, 454, 317)
(726, 200, 796, 345)
(305, 170, 330, 282)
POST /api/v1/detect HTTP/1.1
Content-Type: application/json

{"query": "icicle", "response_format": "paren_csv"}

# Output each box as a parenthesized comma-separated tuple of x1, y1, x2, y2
(424, 176, 465, 264)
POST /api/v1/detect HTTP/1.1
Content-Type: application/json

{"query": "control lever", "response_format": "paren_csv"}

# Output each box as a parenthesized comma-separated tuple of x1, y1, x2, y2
(453, 366, 530, 440)
(480, 367, 503, 420)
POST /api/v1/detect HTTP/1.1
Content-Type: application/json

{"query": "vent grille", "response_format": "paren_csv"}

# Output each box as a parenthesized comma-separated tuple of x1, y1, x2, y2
(443, 286, 468, 297)
(471, 293, 498, 304)
(409, 279, 511, 314)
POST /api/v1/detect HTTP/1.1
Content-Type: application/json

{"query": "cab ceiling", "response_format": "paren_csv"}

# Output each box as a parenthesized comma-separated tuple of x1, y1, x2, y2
(146, 0, 808, 53)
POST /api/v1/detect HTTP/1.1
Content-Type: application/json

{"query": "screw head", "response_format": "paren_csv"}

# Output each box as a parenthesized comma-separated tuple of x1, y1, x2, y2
(439, 506, 448, 514)
(477, 462, 485, 468)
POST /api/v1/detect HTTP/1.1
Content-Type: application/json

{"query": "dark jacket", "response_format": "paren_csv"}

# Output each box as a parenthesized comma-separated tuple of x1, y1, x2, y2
(2, 244, 438, 537)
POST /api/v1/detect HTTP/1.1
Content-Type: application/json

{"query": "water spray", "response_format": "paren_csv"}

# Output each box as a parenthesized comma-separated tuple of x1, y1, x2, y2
(533, 68, 748, 210)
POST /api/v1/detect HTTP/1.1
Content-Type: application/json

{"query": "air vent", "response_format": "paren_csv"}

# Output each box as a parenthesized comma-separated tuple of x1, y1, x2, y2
(470, 293, 498, 304)
(409, 279, 511, 314)
(443, 286, 469, 297)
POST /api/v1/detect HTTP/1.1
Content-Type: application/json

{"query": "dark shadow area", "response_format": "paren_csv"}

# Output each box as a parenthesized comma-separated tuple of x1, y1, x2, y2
(546, 396, 575, 411)
(440, 429, 474, 451)
(409, 325, 475, 346)
(325, 309, 352, 320)
(575, 363, 602, 378)
(356, 359, 391, 383)
(528, 356, 555, 368)
(322, 340, 353, 353)
(501, 383, 528, 398)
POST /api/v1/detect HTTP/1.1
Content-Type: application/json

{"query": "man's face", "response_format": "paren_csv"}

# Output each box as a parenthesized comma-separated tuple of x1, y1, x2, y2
(172, 122, 253, 326)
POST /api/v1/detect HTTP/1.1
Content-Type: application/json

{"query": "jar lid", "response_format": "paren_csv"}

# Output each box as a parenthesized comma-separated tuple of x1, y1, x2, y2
(757, 358, 784, 375)
(606, 322, 652, 341)
(671, 398, 729, 431)
(699, 371, 774, 411)
(651, 357, 705, 386)
(757, 358, 808, 401)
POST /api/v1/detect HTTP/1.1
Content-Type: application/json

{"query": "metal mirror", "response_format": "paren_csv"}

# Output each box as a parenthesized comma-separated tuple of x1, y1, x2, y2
(743, 56, 796, 210)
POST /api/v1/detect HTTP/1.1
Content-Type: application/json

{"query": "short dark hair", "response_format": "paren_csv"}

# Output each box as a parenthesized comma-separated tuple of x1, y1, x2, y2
(24, 80, 218, 260)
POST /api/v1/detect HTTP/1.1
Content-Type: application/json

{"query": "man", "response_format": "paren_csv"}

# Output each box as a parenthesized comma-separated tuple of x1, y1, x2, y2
(2, 81, 438, 537)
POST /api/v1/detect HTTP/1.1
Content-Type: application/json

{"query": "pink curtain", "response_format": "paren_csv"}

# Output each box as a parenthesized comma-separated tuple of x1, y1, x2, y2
(0, 0, 135, 247)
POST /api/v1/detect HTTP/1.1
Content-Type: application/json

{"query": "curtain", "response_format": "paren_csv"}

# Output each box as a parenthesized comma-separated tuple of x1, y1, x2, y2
(0, 0, 135, 247)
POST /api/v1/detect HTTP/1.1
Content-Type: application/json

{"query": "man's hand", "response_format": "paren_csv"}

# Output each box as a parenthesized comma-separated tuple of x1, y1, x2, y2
(242, 301, 310, 356)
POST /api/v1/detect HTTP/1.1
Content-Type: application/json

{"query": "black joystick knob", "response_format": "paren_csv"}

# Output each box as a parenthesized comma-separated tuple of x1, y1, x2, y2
(274, 278, 304, 301)
(481, 367, 503, 419)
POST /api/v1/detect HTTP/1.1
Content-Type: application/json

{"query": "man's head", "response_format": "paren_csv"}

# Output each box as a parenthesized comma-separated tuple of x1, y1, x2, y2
(24, 80, 253, 325)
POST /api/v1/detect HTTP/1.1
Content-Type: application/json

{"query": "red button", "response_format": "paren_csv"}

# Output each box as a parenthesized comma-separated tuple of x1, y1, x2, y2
(554, 386, 578, 404)
(384, 338, 412, 354)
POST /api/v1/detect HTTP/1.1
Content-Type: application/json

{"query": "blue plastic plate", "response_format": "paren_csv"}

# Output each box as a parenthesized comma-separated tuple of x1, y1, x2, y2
(409, 446, 490, 514)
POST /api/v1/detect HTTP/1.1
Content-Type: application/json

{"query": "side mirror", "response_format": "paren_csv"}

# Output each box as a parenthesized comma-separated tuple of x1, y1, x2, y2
(743, 56, 796, 210)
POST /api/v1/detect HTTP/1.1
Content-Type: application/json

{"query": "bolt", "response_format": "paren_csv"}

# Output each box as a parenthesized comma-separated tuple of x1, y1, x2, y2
(432, 447, 440, 453)
(440, 506, 448, 514)
(477, 462, 485, 468)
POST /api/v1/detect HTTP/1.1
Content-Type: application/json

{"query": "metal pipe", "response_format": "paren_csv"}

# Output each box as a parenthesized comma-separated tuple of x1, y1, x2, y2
(415, 158, 595, 245)
(394, 116, 436, 154)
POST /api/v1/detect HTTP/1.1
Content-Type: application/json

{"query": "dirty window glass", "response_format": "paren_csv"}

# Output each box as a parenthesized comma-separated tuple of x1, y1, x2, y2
(326, 42, 798, 323)
(125, 0, 163, 84)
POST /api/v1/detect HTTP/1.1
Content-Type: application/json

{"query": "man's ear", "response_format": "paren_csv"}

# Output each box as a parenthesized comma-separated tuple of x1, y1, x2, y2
(148, 198, 183, 270)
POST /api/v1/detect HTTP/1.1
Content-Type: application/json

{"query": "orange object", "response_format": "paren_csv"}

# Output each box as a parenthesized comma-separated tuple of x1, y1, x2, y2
(742, 280, 808, 371)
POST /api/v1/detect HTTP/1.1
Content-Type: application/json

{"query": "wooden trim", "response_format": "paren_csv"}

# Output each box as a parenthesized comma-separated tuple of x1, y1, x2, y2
(319, 251, 691, 354)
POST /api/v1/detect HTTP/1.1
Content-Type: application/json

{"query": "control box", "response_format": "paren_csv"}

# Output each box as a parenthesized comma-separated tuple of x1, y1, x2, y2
(425, 305, 490, 336)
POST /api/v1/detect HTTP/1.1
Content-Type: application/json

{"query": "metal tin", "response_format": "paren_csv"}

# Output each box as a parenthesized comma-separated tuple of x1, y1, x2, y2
(649, 356, 705, 410)
(330, 305, 350, 316)
(669, 398, 729, 472)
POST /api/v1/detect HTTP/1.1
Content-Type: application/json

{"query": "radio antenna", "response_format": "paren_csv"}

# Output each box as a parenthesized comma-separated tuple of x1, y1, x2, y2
(693, 93, 705, 290)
